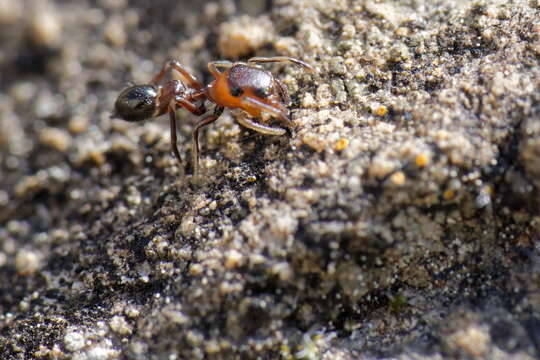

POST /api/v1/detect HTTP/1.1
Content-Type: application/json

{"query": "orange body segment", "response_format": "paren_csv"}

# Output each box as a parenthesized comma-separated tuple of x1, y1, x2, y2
(207, 75, 241, 108)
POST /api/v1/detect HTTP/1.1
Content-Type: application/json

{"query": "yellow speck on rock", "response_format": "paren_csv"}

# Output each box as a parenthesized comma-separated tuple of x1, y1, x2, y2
(335, 138, 349, 151)
(415, 153, 430, 168)
(443, 188, 455, 200)
(374, 105, 388, 117)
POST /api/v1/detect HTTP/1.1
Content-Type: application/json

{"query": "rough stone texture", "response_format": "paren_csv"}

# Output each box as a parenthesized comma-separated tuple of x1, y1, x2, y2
(1, 0, 540, 359)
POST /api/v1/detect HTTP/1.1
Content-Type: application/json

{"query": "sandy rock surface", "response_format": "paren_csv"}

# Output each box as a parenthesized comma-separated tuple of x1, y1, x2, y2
(1, 0, 540, 358)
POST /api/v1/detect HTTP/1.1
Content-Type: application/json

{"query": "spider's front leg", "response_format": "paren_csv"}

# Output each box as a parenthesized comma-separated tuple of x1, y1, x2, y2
(235, 112, 287, 136)
(207, 61, 234, 78)
(247, 56, 316, 73)
(152, 60, 205, 91)
(241, 96, 294, 131)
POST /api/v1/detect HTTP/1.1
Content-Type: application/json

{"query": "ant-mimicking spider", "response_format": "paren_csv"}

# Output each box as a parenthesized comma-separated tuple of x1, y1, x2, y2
(113, 56, 315, 175)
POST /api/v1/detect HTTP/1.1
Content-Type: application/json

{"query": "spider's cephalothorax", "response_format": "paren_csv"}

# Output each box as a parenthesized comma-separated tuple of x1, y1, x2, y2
(226, 64, 274, 99)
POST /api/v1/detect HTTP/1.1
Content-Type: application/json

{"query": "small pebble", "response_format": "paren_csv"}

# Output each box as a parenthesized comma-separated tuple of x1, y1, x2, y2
(68, 115, 90, 134)
(218, 16, 272, 58)
(224, 250, 244, 269)
(389, 171, 406, 186)
(30, 8, 62, 47)
(104, 16, 127, 47)
(109, 315, 132, 336)
(64, 329, 86, 352)
(39, 128, 72, 152)
(15, 249, 41, 276)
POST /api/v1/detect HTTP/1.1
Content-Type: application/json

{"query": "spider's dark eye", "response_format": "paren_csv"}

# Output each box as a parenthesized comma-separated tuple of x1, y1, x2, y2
(113, 85, 158, 122)
(253, 86, 271, 99)
(230, 86, 244, 97)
